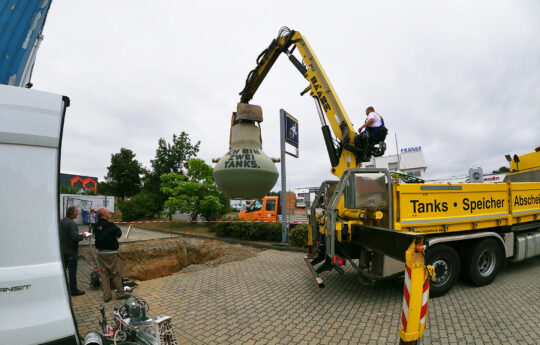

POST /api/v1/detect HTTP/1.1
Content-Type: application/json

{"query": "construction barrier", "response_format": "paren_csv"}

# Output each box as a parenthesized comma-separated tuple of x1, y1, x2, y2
(120, 219, 307, 240)
(115, 219, 308, 225)
(399, 241, 433, 344)
(115, 220, 172, 224)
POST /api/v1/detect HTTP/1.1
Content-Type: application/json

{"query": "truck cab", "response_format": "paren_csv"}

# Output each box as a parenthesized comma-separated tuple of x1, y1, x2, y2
(238, 196, 279, 221)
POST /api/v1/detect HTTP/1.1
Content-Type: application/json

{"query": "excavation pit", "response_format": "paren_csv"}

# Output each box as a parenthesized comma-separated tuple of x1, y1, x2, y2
(82, 237, 257, 281)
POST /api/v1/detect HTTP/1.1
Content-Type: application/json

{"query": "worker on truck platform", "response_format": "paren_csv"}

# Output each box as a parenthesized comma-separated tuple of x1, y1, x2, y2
(357, 106, 387, 144)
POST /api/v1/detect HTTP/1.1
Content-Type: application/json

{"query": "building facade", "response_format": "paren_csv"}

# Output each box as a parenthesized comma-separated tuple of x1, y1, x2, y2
(295, 187, 320, 208)
(363, 146, 427, 179)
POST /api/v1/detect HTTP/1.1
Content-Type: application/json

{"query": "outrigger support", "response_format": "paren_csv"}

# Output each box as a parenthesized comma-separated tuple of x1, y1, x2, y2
(398, 239, 435, 345)
(303, 256, 325, 288)
(306, 173, 437, 344)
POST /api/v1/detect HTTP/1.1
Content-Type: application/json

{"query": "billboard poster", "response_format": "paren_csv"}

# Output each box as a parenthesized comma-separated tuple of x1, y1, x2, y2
(60, 173, 98, 191)
(284, 112, 299, 147)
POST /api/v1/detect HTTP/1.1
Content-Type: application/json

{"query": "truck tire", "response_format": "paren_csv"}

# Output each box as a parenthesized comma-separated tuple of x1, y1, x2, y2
(425, 245, 460, 297)
(464, 238, 504, 287)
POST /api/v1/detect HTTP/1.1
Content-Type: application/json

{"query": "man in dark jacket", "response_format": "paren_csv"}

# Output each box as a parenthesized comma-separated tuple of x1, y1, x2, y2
(60, 205, 87, 296)
(94, 207, 125, 302)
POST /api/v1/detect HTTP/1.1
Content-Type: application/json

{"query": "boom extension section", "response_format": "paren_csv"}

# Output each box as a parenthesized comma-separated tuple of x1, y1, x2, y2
(238, 26, 387, 176)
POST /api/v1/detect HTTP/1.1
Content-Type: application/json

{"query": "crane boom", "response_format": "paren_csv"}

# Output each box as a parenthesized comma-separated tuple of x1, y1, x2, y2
(238, 27, 361, 178)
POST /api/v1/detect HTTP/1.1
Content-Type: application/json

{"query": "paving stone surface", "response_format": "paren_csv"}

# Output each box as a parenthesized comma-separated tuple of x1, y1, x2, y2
(72, 246, 540, 344)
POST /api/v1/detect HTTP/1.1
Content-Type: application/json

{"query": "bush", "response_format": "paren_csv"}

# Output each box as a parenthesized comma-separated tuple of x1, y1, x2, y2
(117, 192, 158, 221)
(213, 220, 282, 242)
(288, 224, 309, 248)
(112, 209, 122, 222)
(212, 219, 310, 247)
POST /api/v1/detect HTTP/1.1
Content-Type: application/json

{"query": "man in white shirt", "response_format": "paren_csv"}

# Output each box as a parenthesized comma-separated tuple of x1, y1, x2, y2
(358, 106, 383, 135)
(355, 106, 387, 161)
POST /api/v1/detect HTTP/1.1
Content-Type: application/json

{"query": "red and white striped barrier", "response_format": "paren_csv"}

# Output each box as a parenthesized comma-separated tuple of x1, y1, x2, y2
(120, 219, 308, 239)
(116, 220, 171, 224)
(401, 265, 411, 331)
(205, 220, 308, 224)
(116, 219, 308, 225)
(400, 262, 430, 336)
(419, 278, 430, 326)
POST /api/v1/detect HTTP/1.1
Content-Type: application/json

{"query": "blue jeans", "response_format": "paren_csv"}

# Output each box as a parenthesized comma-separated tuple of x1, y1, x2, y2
(63, 254, 79, 292)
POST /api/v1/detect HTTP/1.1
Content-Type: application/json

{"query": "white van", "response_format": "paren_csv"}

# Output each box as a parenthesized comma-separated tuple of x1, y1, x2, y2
(0, 85, 79, 344)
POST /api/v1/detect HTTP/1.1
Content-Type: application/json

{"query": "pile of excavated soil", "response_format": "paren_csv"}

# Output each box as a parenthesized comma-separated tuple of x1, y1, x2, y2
(81, 238, 257, 281)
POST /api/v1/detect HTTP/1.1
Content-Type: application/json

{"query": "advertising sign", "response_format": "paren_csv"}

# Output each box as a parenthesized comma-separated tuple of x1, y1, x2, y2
(60, 173, 98, 191)
(401, 146, 422, 153)
(284, 112, 299, 147)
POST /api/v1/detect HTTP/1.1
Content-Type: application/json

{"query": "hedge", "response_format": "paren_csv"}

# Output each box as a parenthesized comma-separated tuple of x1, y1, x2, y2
(288, 224, 308, 248)
(212, 219, 309, 247)
(212, 221, 281, 242)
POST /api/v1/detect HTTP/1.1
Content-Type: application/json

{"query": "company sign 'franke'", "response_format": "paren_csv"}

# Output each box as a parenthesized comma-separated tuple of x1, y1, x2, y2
(401, 146, 421, 153)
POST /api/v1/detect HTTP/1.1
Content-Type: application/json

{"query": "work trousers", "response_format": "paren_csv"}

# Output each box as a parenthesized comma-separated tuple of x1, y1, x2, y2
(97, 252, 124, 301)
(63, 253, 79, 292)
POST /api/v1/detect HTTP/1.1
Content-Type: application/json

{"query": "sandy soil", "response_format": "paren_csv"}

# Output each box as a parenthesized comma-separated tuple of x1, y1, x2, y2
(80, 237, 258, 281)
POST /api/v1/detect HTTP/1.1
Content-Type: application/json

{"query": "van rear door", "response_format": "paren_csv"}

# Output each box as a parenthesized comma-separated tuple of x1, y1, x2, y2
(0, 85, 79, 344)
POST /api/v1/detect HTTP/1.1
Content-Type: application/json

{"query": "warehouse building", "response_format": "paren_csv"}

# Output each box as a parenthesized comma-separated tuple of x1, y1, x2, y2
(363, 146, 427, 179)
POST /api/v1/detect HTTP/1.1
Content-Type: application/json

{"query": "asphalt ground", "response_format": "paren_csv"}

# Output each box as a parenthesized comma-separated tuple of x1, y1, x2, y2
(72, 230, 540, 345)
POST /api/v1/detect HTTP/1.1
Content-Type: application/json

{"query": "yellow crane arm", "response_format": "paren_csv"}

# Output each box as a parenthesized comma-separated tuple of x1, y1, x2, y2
(238, 27, 361, 178)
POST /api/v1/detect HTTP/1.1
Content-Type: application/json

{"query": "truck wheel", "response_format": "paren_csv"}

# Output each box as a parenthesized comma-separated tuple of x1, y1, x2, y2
(425, 245, 460, 298)
(464, 238, 504, 287)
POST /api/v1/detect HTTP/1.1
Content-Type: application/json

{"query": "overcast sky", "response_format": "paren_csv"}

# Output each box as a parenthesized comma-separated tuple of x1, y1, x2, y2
(32, 0, 539, 191)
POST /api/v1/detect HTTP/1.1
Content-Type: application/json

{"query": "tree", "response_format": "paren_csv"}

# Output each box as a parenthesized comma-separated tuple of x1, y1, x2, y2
(105, 148, 143, 199)
(60, 185, 97, 195)
(143, 132, 201, 211)
(150, 132, 200, 176)
(160, 158, 224, 221)
(492, 166, 510, 174)
(97, 181, 112, 195)
(217, 189, 232, 214)
(59, 185, 82, 194)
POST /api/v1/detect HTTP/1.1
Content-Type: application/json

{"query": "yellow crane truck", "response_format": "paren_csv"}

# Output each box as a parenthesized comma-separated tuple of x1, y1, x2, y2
(306, 148, 540, 295)
(212, 27, 540, 344)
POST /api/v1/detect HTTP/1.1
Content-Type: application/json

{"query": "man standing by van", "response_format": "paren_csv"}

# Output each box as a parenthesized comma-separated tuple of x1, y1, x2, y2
(60, 205, 87, 296)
